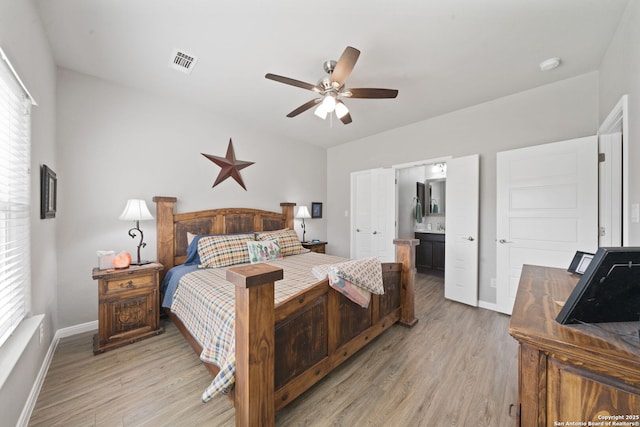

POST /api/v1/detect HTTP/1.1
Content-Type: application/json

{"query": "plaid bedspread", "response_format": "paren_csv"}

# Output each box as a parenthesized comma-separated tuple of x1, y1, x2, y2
(169, 251, 348, 402)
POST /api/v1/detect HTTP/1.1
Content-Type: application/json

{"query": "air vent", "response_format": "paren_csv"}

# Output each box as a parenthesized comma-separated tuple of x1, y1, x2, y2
(169, 49, 198, 74)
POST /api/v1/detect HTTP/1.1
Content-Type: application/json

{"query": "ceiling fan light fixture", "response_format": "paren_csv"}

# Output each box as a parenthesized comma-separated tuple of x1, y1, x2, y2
(321, 94, 337, 112)
(335, 102, 349, 119)
(314, 103, 328, 119)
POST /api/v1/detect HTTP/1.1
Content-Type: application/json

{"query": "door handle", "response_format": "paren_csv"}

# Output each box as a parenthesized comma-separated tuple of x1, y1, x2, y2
(373, 231, 378, 235)
(356, 229, 360, 232)
(462, 236, 474, 241)
(498, 239, 513, 244)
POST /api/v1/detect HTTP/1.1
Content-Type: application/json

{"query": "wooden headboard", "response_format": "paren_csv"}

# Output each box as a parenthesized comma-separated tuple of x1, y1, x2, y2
(153, 196, 295, 277)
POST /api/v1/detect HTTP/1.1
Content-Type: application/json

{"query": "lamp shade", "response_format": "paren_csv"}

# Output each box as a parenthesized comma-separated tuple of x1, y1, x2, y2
(119, 199, 153, 221)
(295, 206, 311, 219)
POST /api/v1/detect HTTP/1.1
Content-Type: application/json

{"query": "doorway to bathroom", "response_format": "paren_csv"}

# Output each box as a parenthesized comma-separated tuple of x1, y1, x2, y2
(394, 155, 480, 306)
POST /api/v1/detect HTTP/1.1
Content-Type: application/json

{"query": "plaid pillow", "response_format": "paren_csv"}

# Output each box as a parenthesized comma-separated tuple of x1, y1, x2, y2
(255, 228, 308, 256)
(197, 234, 255, 268)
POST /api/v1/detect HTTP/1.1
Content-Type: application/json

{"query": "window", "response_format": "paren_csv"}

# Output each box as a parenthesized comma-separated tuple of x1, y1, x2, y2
(0, 49, 32, 348)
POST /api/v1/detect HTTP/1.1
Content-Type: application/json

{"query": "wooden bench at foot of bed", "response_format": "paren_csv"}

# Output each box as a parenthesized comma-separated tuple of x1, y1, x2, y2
(153, 196, 418, 427)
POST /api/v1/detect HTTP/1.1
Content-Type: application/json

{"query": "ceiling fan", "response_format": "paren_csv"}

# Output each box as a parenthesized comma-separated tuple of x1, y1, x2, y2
(265, 46, 398, 125)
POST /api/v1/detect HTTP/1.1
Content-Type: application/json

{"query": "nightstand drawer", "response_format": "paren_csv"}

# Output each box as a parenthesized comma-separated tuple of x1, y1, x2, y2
(104, 275, 154, 294)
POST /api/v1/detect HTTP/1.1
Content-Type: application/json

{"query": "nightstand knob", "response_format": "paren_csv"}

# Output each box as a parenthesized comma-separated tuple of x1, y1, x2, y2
(125, 280, 134, 288)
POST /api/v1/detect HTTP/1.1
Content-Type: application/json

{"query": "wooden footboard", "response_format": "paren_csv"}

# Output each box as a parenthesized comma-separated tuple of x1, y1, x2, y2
(153, 196, 418, 427)
(227, 239, 417, 426)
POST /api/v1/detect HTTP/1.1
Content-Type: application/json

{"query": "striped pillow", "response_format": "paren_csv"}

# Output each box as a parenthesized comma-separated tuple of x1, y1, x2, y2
(197, 234, 255, 268)
(255, 228, 308, 256)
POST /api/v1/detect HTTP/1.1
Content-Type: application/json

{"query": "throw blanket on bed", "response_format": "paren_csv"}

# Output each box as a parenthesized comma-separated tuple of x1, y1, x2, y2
(169, 251, 348, 402)
(311, 257, 384, 308)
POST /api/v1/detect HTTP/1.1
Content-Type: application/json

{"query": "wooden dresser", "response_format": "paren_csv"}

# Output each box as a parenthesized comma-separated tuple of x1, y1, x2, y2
(92, 262, 164, 354)
(509, 265, 640, 426)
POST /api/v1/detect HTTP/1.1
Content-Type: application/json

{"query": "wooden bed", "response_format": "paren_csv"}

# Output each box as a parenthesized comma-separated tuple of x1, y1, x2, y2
(153, 196, 418, 427)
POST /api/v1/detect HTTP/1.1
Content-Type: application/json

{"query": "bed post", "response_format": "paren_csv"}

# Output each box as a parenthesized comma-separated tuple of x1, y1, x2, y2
(280, 202, 295, 230)
(394, 238, 419, 327)
(226, 264, 284, 427)
(153, 196, 177, 283)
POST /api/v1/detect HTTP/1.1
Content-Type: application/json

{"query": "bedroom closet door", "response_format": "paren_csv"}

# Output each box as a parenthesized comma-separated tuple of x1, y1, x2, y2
(350, 168, 396, 262)
(496, 136, 598, 315)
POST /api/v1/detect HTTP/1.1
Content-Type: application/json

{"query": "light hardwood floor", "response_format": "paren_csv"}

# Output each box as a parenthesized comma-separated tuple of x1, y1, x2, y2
(29, 274, 518, 426)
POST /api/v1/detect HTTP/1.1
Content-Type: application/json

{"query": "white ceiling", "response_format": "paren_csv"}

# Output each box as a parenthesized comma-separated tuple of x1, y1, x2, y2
(34, 0, 630, 148)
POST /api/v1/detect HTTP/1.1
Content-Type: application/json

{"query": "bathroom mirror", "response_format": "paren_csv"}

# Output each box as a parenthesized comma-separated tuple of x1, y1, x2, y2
(427, 179, 446, 214)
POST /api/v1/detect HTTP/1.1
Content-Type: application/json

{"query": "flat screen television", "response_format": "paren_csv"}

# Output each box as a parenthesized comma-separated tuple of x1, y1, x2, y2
(556, 247, 640, 324)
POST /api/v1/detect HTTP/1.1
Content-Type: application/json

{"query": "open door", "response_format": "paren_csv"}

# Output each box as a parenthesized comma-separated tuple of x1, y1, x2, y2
(444, 155, 479, 306)
(599, 132, 622, 247)
(496, 136, 598, 315)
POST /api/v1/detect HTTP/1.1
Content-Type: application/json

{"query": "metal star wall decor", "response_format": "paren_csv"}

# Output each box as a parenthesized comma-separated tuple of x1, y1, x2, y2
(202, 138, 255, 190)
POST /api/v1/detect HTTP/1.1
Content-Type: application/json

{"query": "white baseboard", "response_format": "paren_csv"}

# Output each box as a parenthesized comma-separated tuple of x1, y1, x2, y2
(17, 320, 98, 427)
(55, 320, 98, 339)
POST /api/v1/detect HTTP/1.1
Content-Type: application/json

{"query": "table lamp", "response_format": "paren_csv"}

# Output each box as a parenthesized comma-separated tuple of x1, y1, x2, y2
(119, 199, 153, 265)
(295, 205, 311, 243)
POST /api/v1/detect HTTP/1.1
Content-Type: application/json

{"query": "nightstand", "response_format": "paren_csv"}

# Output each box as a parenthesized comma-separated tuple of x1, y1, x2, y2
(302, 241, 327, 254)
(91, 262, 164, 354)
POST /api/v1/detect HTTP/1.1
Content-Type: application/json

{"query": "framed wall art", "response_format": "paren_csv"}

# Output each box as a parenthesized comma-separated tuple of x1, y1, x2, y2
(311, 202, 322, 219)
(40, 164, 57, 219)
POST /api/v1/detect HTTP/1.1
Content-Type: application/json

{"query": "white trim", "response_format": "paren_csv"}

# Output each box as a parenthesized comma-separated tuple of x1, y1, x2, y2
(16, 320, 98, 427)
(0, 47, 37, 106)
(0, 315, 44, 390)
(598, 95, 629, 246)
(16, 326, 58, 427)
(55, 320, 98, 339)
(392, 156, 452, 171)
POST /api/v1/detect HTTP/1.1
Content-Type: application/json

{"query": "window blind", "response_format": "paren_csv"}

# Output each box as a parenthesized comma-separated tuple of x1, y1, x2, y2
(0, 52, 32, 348)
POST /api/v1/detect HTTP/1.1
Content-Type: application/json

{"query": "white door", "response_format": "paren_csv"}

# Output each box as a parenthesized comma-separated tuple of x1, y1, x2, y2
(444, 155, 479, 306)
(351, 168, 396, 262)
(496, 136, 598, 315)
(352, 171, 373, 259)
(598, 133, 622, 247)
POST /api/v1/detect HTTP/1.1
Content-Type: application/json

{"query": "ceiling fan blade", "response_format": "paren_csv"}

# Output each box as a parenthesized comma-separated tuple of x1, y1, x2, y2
(344, 88, 398, 99)
(330, 46, 360, 86)
(265, 73, 319, 92)
(286, 98, 321, 117)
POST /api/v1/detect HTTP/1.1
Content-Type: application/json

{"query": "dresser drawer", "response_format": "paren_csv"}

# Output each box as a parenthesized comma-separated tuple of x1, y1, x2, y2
(103, 274, 154, 295)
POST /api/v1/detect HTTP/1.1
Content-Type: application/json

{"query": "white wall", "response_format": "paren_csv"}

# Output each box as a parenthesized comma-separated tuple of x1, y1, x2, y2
(55, 69, 327, 327)
(0, 0, 57, 425)
(599, 0, 640, 245)
(327, 72, 599, 304)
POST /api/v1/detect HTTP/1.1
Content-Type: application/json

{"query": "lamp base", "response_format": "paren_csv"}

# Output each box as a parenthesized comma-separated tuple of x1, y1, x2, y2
(130, 260, 152, 266)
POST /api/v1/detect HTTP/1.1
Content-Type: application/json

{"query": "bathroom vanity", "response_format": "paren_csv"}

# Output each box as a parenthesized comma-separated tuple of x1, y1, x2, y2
(415, 232, 445, 273)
